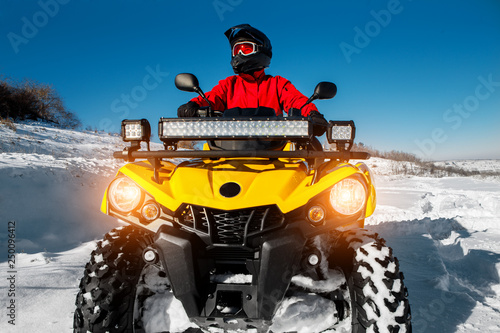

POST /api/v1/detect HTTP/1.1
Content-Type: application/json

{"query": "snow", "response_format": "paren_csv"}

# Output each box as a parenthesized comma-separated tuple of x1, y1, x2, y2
(290, 269, 345, 293)
(271, 295, 339, 333)
(1, 121, 500, 332)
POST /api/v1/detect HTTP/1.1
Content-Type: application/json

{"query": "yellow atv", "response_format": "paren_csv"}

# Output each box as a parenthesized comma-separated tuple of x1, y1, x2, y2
(74, 74, 411, 333)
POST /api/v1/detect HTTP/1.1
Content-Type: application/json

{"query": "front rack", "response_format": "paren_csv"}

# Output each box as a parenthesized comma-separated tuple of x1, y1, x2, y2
(116, 117, 369, 183)
(113, 149, 370, 161)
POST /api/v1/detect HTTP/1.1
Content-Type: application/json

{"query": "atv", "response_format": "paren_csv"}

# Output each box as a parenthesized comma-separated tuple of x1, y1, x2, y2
(74, 74, 411, 333)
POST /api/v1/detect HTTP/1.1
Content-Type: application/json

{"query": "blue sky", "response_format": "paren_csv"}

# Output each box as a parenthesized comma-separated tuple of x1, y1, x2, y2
(1, 0, 499, 160)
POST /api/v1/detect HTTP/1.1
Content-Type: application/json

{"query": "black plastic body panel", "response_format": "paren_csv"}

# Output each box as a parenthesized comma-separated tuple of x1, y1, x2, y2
(153, 225, 211, 317)
(153, 224, 306, 330)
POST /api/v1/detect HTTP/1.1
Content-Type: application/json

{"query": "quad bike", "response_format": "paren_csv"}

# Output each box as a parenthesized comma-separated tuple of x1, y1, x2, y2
(74, 74, 411, 333)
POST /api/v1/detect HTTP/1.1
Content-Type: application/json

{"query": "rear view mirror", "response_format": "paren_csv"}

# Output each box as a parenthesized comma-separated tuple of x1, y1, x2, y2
(175, 73, 200, 92)
(175, 73, 214, 115)
(313, 82, 337, 100)
(300, 81, 337, 111)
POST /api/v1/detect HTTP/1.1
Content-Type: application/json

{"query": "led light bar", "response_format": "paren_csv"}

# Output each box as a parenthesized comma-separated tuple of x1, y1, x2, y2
(158, 118, 311, 141)
(327, 120, 356, 144)
(121, 119, 151, 142)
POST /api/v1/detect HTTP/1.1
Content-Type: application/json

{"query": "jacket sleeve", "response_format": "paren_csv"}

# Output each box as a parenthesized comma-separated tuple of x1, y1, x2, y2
(277, 77, 319, 116)
(189, 78, 229, 111)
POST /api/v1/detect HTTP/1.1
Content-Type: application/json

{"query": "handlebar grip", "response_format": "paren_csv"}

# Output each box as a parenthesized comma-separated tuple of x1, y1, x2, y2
(197, 109, 223, 117)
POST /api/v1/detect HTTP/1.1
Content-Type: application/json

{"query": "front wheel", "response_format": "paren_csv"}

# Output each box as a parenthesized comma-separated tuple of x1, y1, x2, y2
(332, 229, 412, 333)
(73, 226, 195, 333)
(73, 226, 153, 332)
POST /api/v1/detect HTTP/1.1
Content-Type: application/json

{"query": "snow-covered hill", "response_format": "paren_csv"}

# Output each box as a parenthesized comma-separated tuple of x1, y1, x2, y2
(0, 121, 126, 253)
(1, 121, 499, 333)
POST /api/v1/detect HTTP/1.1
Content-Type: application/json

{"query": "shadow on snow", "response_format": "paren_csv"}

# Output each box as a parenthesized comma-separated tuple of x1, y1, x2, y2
(368, 218, 500, 333)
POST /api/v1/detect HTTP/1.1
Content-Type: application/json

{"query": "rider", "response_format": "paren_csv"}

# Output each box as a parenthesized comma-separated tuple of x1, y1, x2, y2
(177, 24, 328, 136)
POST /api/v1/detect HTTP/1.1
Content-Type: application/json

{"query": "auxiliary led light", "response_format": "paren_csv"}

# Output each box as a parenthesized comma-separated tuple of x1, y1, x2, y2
(108, 177, 142, 213)
(141, 202, 161, 222)
(143, 248, 159, 264)
(159, 118, 310, 140)
(330, 125, 352, 141)
(327, 120, 355, 146)
(308, 205, 326, 225)
(121, 119, 151, 142)
(329, 178, 366, 215)
(143, 250, 157, 263)
(308, 254, 320, 266)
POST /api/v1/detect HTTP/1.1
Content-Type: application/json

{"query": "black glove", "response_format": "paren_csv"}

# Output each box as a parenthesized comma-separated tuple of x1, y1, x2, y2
(309, 111, 328, 136)
(177, 101, 199, 117)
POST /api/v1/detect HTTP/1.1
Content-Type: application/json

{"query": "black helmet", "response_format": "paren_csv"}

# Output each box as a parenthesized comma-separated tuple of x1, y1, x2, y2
(224, 24, 272, 74)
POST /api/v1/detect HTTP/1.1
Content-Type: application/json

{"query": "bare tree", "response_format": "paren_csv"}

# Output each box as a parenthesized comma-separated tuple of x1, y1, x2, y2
(0, 77, 81, 129)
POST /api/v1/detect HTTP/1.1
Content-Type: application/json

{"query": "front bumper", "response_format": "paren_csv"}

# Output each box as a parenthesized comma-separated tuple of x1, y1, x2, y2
(153, 224, 306, 331)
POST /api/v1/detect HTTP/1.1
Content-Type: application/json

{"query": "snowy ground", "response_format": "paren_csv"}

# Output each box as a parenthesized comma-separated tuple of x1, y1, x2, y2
(1, 122, 499, 332)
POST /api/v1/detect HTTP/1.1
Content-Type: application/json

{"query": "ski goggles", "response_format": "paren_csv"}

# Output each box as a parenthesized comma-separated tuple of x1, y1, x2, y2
(232, 42, 259, 57)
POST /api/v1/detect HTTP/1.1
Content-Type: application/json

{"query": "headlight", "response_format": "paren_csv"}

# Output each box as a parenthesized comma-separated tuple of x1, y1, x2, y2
(329, 178, 366, 215)
(108, 177, 142, 213)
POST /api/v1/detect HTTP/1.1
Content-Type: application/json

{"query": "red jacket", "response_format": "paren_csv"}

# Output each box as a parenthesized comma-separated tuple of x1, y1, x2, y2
(190, 69, 318, 116)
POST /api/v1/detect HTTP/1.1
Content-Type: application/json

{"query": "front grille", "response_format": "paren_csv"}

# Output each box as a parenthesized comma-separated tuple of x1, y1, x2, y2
(179, 205, 284, 245)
